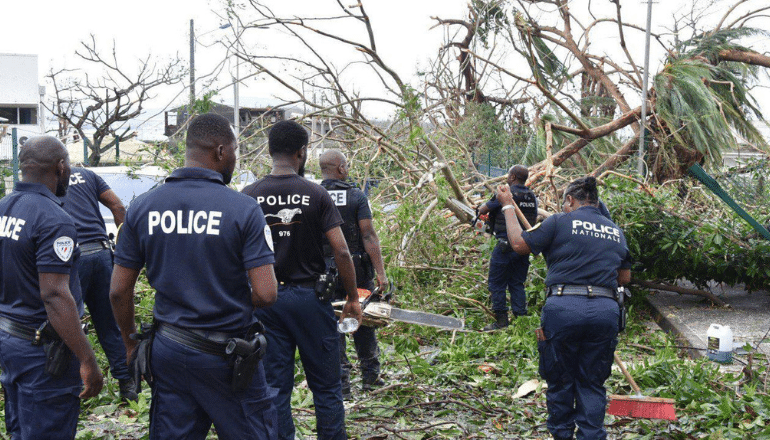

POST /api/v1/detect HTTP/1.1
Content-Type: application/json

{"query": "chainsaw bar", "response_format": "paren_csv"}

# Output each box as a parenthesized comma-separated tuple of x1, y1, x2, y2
(364, 303, 465, 331)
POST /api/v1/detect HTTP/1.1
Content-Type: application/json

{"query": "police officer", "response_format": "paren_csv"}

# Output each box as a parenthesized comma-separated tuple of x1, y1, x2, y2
(110, 113, 278, 439)
(319, 149, 388, 398)
(62, 166, 137, 401)
(479, 165, 537, 331)
(242, 120, 362, 440)
(497, 176, 631, 440)
(0, 136, 103, 439)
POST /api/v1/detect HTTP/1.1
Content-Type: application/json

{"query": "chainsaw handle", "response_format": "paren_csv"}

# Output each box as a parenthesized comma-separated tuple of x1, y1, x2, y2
(614, 352, 642, 395)
(382, 282, 395, 303)
(360, 286, 382, 312)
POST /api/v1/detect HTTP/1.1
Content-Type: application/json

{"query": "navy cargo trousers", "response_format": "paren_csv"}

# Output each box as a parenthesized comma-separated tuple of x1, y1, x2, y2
(256, 285, 346, 440)
(538, 295, 619, 440)
(488, 242, 530, 316)
(338, 278, 380, 388)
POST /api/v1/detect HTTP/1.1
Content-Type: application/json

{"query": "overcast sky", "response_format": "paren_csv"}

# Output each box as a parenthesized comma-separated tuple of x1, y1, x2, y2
(1, 0, 768, 134)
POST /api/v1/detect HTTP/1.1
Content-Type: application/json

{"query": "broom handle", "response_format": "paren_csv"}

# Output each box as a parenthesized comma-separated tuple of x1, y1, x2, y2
(614, 352, 642, 395)
(511, 202, 533, 230)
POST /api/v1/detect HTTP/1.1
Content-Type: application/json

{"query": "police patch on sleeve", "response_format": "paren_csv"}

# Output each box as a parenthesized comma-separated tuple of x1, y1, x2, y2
(54, 236, 75, 262)
(264, 224, 274, 252)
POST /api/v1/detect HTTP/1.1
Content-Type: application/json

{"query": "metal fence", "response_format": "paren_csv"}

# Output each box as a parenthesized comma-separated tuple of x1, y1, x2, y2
(0, 128, 19, 197)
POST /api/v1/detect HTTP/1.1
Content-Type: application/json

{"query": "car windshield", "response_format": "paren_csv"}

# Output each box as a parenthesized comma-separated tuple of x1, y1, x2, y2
(98, 173, 165, 222)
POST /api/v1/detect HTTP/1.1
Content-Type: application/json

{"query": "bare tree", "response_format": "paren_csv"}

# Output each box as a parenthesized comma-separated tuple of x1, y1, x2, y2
(46, 36, 186, 165)
(229, 0, 769, 222)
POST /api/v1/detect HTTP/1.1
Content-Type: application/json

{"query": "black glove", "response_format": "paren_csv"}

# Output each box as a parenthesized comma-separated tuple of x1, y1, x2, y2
(128, 323, 156, 394)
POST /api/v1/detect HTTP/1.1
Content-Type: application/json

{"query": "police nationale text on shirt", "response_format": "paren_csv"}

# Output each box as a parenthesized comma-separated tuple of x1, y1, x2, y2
(571, 220, 621, 243)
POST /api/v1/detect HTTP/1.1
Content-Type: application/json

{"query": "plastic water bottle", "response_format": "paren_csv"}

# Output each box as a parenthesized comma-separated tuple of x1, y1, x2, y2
(338, 317, 360, 334)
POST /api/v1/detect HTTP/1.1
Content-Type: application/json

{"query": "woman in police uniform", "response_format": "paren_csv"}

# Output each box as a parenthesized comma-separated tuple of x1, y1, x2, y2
(496, 176, 631, 440)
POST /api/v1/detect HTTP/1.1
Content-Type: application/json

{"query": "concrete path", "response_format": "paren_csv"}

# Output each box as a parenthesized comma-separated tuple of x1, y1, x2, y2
(645, 281, 770, 371)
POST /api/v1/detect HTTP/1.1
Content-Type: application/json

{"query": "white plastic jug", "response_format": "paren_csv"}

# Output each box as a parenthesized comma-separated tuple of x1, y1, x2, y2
(707, 323, 733, 363)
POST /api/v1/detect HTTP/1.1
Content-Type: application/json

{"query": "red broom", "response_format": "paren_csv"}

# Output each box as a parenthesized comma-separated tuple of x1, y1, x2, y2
(608, 353, 677, 420)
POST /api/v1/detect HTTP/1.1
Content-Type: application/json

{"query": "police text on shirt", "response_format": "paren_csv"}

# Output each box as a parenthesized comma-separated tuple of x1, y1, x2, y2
(571, 220, 621, 242)
(69, 172, 86, 186)
(0, 216, 26, 240)
(148, 210, 222, 235)
(254, 194, 310, 206)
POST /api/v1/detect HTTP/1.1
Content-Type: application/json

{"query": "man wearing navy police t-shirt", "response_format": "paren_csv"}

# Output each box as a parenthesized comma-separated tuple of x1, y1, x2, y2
(62, 167, 136, 401)
(0, 136, 103, 439)
(478, 165, 538, 331)
(110, 113, 279, 439)
(242, 120, 362, 440)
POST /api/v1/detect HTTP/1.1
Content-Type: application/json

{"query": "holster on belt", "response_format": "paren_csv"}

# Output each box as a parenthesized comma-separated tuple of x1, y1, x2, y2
(129, 322, 157, 393)
(315, 266, 338, 302)
(496, 238, 512, 253)
(617, 287, 631, 333)
(33, 321, 74, 378)
(226, 322, 267, 392)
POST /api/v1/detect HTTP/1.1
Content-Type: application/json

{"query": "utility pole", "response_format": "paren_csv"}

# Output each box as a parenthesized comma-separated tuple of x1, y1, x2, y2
(638, 0, 653, 178)
(234, 20, 240, 167)
(189, 19, 195, 113)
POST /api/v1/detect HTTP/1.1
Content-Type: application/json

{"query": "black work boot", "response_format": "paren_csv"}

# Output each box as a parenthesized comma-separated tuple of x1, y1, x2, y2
(362, 376, 386, 392)
(482, 313, 509, 332)
(118, 378, 139, 402)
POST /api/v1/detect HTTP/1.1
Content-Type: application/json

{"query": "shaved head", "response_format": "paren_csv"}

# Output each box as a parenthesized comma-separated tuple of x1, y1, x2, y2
(509, 164, 529, 184)
(19, 136, 71, 196)
(319, 149, 346, 173)
(19, 136, 68, 174)
(319, 149, 349, 180)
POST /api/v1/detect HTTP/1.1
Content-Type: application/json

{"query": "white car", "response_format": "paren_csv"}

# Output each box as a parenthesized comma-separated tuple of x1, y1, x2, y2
(90, 165, 168, 239)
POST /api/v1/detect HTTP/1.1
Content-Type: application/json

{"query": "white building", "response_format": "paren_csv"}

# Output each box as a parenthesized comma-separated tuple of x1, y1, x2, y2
(0, 53, 45, 157)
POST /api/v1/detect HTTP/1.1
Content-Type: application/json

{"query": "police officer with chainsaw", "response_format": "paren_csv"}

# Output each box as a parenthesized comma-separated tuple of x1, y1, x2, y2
(0, 136, 103, 439)
(242, 120, 362, 440)
(497, 176, 631, 440)
(479, 165, 537, 331)
(110, 113, 279, 439)
(319, 149, 388, 398)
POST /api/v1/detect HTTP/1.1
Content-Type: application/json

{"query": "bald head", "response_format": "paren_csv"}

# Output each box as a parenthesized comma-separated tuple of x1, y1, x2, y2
(508, 164, 528, 184)
(19, 136, 71, 196)
(319, 149, 347, 180)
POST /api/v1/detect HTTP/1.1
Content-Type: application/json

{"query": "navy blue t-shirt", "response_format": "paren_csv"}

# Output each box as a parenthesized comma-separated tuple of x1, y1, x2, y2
(485, 184, 538, 239)
(242, 174, 343, 283)
(321, 179, 371, 254)
(114, 167, 275, 332)
(0, 182, 84, 326)
(522, 205, 631, 289)
(61, 167, 111, 244)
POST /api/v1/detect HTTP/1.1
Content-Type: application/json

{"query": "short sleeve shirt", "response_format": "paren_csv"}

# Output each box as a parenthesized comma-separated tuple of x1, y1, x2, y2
(522, 205, 632, 289)
(242, 174, 343, 283)
(114, 167, 275, 332)
(61, 167, 111, 244)
(0, 183, 84, 326)
(485, 184, 538, 239)
(321, 179, 371, 253)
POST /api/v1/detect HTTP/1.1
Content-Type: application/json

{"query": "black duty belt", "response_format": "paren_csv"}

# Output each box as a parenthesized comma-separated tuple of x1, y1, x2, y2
(278, 279, 316, 289)
(80, 240, 111, 256)
(547, 284, 617, 299)
(157, 323, 242, 356)
(0, 316, 38, 341)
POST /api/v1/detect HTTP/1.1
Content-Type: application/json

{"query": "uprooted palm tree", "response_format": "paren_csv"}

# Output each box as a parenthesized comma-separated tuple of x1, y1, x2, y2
(648, 28, 769, 181)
